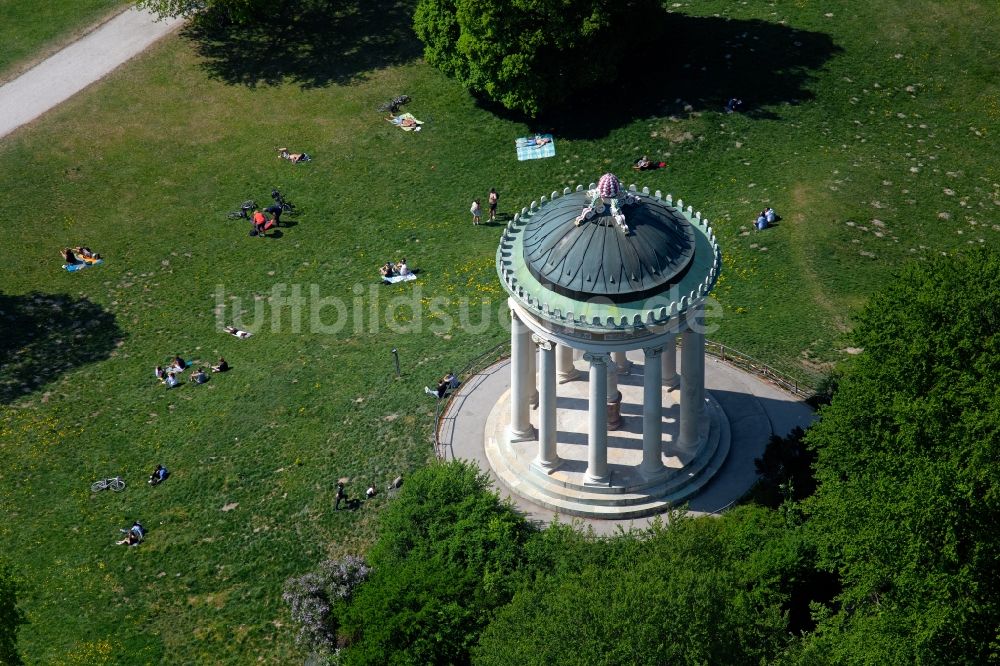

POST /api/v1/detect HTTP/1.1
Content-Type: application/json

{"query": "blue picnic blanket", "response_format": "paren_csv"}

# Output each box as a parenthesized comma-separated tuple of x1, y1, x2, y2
(516, 135, 556, 161)
(63, 259, 103, 272)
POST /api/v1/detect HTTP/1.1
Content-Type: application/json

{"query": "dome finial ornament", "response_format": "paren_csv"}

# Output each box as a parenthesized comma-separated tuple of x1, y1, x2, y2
(573, 173, 639, 234)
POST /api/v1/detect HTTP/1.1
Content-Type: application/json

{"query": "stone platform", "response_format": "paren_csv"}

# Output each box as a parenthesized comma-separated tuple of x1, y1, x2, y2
(484, 351, 730, 519)
(437, 352, 815, 533)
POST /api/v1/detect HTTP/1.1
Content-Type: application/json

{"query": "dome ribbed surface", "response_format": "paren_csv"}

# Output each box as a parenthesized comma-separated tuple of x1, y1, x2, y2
(523, 193, 696, 303)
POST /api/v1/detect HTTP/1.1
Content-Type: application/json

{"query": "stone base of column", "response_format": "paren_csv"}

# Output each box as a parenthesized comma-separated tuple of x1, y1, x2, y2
(638, 461, 668, 481)
(557, 369, 583, 384)
(506, 424, 536, 444)
(606, 392, 622, 430)
(531, 457, 562, 474)
(583, 471, 611, 486)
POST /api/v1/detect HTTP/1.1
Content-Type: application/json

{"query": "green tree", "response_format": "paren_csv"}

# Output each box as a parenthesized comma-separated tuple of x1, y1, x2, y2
(0, 563, 25, 666)
(475, 507, 809, 665)
(801, 248, 1000, 663)
(337, 460, 534, 665)
(135, 0, 292, 24)
(413, 0, 663, 116)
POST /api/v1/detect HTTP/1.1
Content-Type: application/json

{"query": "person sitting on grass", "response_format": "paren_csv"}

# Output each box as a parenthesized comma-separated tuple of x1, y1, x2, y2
(755, 210, 768, 231)
(190, 367, 208, 384)
(252, 210, 267, 236)
(170, 356, 186, 372)
(366, 484, 377, 499)
(380, 261, 396, 278)
(765, 207, 778, 225)
(148, 465, 169, 486)
(164, 372, 179, 388)
(211, 357, 229, 373)
(72, 246, 101, 261)
(634, 155, 652, 170)
(61, 248, 80, 265)
(116, 521, 145, 546)
(155, 365, 165, 381)
(396, 258, 410, 276)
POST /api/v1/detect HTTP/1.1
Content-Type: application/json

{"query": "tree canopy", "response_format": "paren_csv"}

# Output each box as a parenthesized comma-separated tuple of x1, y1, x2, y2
(0, 563, 25, 666)
(135, 0, 291, 24)
(802, 248, 1000, 663)
(413, 0, 663, 117)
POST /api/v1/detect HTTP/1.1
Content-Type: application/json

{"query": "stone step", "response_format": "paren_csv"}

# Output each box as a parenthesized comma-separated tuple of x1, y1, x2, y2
(486, 400, 732, 518)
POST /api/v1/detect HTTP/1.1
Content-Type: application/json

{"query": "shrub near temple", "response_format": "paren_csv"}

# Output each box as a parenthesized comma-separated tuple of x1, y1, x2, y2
(333, 461, 533, 664)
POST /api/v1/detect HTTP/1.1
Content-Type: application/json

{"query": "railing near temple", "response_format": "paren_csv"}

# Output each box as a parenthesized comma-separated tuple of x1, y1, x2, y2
(433, 341, 509, 460)
(432, 339, 817, 461)
(702, 340, 816, 400)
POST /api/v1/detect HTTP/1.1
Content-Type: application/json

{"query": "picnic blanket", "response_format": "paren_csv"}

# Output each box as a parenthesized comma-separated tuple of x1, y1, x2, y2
(388, 113, 423, 132)
(516, 135, 556, 161)
(383, 273, 417, 284)
(63, 259, 103, 272)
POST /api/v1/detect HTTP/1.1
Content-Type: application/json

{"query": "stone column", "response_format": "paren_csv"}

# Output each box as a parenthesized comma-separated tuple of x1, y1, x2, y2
(534, 337, 560, 470)
(556, 344, 582, 383)
(527, 336, 539, 408)
(507, 308, 534, 442)
(612, 351, 631, 376)
(640, 346, 666, 478)
(584, 352, 610, 484)
(678, 316, 705, 454)
(662, 335, 679, 390)
(606, 353, 622, 430)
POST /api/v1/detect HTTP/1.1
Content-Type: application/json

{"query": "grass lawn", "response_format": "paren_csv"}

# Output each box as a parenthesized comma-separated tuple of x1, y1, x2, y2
(0, 0, 997, 662)
(0, 0, 124, 83)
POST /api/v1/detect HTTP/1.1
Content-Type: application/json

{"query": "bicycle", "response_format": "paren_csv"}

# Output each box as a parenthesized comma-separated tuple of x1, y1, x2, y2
(227, 200, 258, 220)
(92, 476, 126, 492)
(270, 189, 296, 214)
(377, 94, 410, 114)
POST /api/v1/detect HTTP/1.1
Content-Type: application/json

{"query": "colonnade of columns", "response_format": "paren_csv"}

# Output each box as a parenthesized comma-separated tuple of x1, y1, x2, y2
(508, 306, 706, 485)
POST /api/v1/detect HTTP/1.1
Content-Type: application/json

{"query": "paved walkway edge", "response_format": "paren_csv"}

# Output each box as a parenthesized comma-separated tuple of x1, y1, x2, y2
(0, 8, 185, 139)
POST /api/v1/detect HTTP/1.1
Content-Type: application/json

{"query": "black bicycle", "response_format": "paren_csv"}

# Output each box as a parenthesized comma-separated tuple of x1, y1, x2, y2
(377, 94, 410, 114)
(227, 200, 257, 220)
(270, 189, 296, 214)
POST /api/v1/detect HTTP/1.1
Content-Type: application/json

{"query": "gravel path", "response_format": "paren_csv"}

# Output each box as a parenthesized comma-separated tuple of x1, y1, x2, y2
(0, 7, 184, 139)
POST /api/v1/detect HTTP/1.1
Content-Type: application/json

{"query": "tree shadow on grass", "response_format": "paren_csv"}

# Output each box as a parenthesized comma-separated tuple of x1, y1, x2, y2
(183, 0, 422, 89)
(0, 293, 123, 404)
(482, 12, 843, 139)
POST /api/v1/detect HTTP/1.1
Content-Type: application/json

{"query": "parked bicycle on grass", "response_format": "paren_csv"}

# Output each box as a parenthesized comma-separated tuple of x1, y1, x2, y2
(91, 476, 126, 492)
(227, 199, 257, 220)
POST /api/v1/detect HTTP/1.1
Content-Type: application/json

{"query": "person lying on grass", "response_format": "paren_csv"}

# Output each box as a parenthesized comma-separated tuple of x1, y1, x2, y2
(224, 326, 252, 339)
(277, 147, 311, 163)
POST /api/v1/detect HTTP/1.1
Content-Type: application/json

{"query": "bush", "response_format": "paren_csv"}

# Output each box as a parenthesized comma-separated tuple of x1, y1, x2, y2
(337, 460, 534, 665)
(283, 556, 371, 656)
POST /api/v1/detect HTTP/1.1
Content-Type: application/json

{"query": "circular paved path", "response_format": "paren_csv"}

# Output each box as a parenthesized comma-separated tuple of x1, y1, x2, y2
(438, 355, 814, 536)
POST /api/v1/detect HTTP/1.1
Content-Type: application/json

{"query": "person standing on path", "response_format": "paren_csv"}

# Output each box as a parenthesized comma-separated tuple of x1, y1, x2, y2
(471, 199, 482, 225)
(488, 188, 499, 222)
